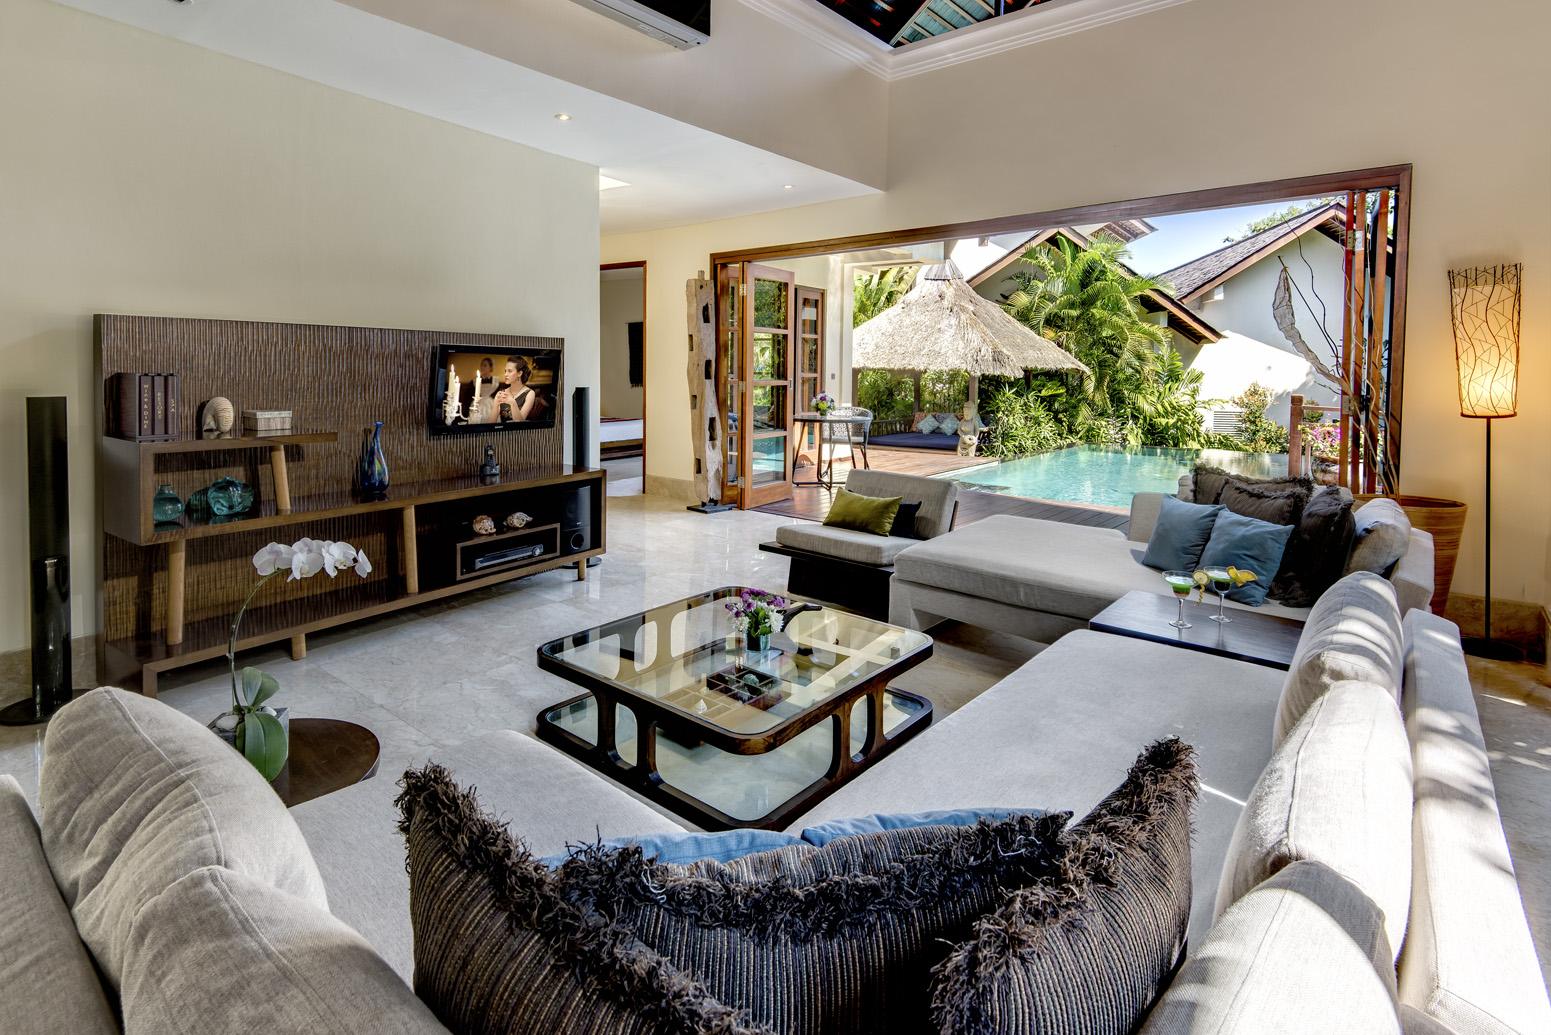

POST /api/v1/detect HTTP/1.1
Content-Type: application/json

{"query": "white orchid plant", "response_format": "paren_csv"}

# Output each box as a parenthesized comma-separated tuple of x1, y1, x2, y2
(228, 538, 372, 779)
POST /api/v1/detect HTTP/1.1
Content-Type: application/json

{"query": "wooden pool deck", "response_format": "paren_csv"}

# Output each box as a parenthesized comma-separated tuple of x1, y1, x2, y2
(756, 448, 1130, 533)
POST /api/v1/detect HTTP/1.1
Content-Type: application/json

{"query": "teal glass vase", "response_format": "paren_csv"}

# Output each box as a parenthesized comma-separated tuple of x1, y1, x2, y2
(358, 421, 390, 496)
(206, 477, 255, 516)
(151, 484, 185, 522)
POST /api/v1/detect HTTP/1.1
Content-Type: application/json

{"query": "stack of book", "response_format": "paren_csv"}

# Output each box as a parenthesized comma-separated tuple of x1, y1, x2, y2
(111, 372, 179, 441)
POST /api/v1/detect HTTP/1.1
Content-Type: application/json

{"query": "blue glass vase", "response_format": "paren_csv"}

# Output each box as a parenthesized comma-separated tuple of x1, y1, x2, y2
(358, 421, 390, 496)
(152, 484, 185, 522)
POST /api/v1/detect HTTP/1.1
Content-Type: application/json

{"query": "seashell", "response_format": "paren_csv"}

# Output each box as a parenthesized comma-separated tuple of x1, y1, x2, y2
(203, 397, 235, 433)
(472, 515, 496, 536)
(504, 511, 531, 530)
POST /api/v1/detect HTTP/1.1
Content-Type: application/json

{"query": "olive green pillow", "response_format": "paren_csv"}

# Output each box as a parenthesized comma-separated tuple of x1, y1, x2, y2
(823, 489, 902, 537)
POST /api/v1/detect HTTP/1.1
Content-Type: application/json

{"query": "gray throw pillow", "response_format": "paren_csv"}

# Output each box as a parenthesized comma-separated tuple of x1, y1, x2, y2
(1345, 498, 1413, 577)
(1268, 489, 1357, 608)
(398, 765, 774, 1035)
(1141, 495, 1224, 571)
(930, 738, 1198, 1035)
(1219, 479, 1309, 527)
(1193, 464, 1314, 506)
(561, 813, 1068, 1035)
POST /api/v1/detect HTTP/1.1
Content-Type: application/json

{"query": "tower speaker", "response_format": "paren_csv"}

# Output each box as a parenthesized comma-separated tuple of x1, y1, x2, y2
(572, 386, 591, 469)
(560, 485, 594, 555)
(2, 397, 73, 726)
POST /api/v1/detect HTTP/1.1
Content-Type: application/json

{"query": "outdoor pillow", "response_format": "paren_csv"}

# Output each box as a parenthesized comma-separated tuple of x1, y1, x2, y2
(541, 828, 805, 869)
(799, 807, 1045, 847)
(914, 414, 941, 435)
(561, 813, 1068, 1035)
(823, 488, 902, 536)
(398, 765, 774, 1035)
(1141, 494, 1224, 571)
(890, 501, 923, 539)
(1198, 511, 1294, 606)
(931, 738, 1198, 1035)
(934, 412, 961, 436)
(1268, 489, 1357, 607)
(1192, 464, 1314, 506)
(1219, 479, 1309, 527)
(1344, 497, 1412, 577)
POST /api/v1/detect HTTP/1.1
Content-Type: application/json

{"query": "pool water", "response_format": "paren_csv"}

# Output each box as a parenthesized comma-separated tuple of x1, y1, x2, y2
(937, 445, 1287, 508)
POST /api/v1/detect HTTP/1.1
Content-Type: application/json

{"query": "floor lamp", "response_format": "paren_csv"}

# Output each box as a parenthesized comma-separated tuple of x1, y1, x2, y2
(1449, 263, 1523, 660)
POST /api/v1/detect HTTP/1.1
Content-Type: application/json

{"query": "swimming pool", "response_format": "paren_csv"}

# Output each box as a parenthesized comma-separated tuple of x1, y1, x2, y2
(936, 445, 1287, 509)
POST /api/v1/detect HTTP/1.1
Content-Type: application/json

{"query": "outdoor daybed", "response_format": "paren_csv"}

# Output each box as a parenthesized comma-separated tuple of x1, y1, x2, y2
(867, 412, 988, 451)
(7, 571, 1545, 1034)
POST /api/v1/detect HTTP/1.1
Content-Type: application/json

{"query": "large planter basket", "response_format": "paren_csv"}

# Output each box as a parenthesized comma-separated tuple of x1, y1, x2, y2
(1354, 494, 1467, 615)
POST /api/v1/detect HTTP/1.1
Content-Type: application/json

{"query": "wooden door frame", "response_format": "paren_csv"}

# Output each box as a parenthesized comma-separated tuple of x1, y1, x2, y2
(709, 164, 1413, 486)
(794, 284, 826, 469)
(741, 263, 797, 508)
(600, 260, 646, 482)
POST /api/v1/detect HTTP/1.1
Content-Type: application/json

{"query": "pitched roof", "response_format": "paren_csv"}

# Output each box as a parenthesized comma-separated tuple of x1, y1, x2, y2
(1160, 203, 1348, 301)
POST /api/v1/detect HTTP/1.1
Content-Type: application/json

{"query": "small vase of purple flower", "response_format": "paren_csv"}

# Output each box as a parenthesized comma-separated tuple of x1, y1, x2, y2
(725, 589, 787, 654)
(813, 392, 836, 416)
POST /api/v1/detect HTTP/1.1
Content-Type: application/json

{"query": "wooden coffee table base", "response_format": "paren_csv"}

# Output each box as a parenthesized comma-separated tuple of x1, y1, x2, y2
(271, 717, 381, 808)
(1089, 590, 1305, 670)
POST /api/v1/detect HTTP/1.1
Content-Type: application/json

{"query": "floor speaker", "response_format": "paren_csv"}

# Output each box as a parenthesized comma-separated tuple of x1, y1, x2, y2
(561, 485, 593, 555)
(2, 397, 74, 726)
(572, 385, 591, 469)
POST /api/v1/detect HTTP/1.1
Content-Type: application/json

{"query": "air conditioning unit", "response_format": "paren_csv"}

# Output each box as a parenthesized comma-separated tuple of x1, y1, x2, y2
(1209, 408, 1246, 435)
(567, 0, 710, 49)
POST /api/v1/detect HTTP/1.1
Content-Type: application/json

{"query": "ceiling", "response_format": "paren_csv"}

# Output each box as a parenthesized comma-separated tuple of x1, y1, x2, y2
(49, 0, 879, 235)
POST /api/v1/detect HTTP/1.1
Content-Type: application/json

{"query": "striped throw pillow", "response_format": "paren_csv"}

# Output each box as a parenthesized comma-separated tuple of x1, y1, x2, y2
(560, 813, 1070, 1035)
(397, 765, 774, 1035)
(931, 738, 1199, 1035)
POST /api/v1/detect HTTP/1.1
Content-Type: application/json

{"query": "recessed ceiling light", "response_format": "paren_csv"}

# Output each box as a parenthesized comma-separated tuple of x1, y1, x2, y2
(554, 113, 573, 121)
(783, 184, 795, 190)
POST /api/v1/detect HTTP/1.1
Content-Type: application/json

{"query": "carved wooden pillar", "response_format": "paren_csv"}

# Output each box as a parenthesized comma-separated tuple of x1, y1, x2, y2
(687, 275, 723, 505)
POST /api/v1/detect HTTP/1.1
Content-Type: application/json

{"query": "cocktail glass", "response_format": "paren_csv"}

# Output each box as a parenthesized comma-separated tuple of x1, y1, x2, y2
(1204, 567, 1234, 624)
(1163, 571, 1195, 630)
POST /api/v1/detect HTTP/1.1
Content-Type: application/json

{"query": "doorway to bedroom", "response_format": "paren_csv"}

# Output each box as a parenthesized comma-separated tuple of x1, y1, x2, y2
(600, 261, 645, 496)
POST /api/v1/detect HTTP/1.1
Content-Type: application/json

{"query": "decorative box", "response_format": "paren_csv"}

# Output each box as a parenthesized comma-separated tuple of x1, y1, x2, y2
(242, 409, 292, 431)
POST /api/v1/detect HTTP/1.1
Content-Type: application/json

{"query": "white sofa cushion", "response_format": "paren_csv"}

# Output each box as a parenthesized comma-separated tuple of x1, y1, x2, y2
(1398, 610, 1551, 1035)
(0, 776, 119, 1035)
(1140, 861, 1400, 1035)
(1275, 572, 1404, 745)
(122, 866, 448, 1035)
(1215, 680, 1413, 959)
(775, 522, 914, 565)
(39, 688, 327, 987)
(1347, 497, 1414, 577)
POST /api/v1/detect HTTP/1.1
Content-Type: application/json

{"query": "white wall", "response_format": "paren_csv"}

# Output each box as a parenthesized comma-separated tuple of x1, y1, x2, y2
(604, 0, 1551, 609)
(600, 271, 645, 419)
(0, 0, 600, 655)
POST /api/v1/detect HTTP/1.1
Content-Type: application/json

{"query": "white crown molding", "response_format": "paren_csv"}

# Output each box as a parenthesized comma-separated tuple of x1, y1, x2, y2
(735, 0, 1202, 82)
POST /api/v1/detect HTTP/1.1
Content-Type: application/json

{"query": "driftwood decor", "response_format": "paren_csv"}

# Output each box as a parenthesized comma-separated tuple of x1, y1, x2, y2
(96, 314, 601, 695)
(685, 276, 730, 512)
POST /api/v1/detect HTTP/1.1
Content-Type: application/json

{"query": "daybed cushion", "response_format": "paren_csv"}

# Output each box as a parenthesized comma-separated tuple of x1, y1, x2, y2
(39, 687, 327, 987)
(1347, 497, 1414, 577)
(563, 814, 1066, 1035)
(1141, 495, 1223, 571)
(1214, 680, 1413, 959)
(776, 523, 914, 565)
(121, 866, 448, 1035)
(796, 631, 1285, 943)
(1398, 610, 1551, 1035)
(397, 764, 774, 1035)
(1274, 572, 1404, 745)
(1139, 861, 1400, 1035)
(930, 740, 1197, 1035)
(291, 729, 687, 980)
(868, 431, 957, 451)
(0, 775, 118, 1035)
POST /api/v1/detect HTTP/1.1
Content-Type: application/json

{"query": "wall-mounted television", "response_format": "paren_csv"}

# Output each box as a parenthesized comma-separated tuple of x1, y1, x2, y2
(428, 343, 560, 436)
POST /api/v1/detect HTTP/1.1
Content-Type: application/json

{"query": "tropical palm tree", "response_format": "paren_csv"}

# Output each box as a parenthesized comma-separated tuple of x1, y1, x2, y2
(1002, 234, 1170, 430)
(852, 266, 919, 328)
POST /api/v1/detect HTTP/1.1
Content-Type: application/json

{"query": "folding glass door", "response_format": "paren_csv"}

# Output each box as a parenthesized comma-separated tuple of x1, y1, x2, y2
(716, 263, 795, 508)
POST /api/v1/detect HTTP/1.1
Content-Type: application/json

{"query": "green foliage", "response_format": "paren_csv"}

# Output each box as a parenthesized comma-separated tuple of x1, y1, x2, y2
(852, 267, 917, 329)
(983, 386, 1072, 457)
(1229, 381, 1289, 453)
(235, 665, 287, 780)
(1126, 348, 1234, 449)
(1002, 234, 1171, 431)
(1224, 202, 1323, 242)
(855, 369, 916, 421)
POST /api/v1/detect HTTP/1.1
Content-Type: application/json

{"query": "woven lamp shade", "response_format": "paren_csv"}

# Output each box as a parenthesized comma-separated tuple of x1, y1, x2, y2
(1450, 264, 1521, 418)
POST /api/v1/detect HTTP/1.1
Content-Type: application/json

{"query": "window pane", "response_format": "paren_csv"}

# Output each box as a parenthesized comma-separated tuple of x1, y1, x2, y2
(803, 338, 819, 374)
(752, 332, 786, 381)
(751, 435, 787, 486)
(754, 278, 787, 329)
(752, 385, 786, 431)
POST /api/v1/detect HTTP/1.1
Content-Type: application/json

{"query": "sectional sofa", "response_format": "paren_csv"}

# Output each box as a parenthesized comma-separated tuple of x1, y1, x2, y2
(3, 576, 1545, 1033)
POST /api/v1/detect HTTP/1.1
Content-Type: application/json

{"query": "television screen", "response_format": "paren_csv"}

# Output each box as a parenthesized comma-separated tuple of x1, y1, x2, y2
(428, 344, 560, 435)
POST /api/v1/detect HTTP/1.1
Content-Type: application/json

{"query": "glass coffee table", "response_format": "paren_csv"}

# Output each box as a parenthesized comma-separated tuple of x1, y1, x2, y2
(536, 587, 934, 830)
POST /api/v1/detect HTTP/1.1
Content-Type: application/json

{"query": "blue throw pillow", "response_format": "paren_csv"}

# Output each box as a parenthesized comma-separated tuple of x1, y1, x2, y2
(913, 414, 940, 434)
(539, 828, 805, 868)
(1141, 495, 1224, 571)
(799, 807, 1044, 847)
(1198, 510, 1295, 606)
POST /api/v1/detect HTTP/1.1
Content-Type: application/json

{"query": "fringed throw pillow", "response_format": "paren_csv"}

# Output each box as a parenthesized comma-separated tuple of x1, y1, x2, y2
(930, 738, 1199, 1035)
(396, 765, 774, 1035)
